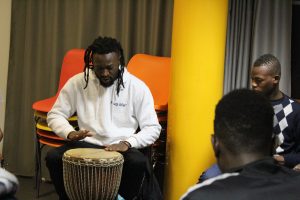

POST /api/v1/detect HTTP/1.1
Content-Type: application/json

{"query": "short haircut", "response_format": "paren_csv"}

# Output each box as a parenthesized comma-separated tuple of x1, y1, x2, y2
(214, 89, 274, 155)
(253, 54, 281, 76)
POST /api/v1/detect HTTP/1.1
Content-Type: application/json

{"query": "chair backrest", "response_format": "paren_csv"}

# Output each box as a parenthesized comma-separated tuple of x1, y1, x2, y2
(32, 49, 85, 112)
(127, 54, 171, 111)
(56, 49, 86, 95)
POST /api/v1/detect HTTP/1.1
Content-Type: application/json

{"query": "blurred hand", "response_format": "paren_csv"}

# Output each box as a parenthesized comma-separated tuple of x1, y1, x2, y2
(273, 154, 285, 165)
(293, 164, 300, 172)
(67, 130, 95, 141)
(105, 142, 129, 152)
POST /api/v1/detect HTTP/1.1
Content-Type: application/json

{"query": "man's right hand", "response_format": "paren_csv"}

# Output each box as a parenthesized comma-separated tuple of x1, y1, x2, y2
(67, 130, 94, 141)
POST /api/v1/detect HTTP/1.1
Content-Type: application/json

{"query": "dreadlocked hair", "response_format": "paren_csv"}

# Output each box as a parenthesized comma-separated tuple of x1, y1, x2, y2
(83, 36, 125, 95)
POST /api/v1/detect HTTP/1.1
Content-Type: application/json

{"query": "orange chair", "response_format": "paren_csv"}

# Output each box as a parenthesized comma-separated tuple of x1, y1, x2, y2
(32, 49, 85, 196)
(32, 49, 85, 113)
(127, 54, 170, 112)
(127, 54, 171, 191)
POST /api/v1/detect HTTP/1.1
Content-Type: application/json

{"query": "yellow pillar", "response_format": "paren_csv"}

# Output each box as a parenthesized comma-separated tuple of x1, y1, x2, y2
(165, 0, 228, 199)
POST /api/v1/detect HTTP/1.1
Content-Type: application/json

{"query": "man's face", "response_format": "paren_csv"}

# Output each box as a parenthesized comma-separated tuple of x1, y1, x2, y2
(92, 52, 120, 87)
(250, 65, 277, 97)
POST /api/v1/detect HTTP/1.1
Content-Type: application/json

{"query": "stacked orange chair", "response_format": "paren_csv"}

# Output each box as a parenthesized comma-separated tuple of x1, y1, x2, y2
(127, 54, 171, 190)
(32, 49, 85, 196)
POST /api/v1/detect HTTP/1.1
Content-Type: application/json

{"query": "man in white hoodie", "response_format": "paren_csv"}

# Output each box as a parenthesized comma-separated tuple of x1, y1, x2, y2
(46, 36, 162, 200)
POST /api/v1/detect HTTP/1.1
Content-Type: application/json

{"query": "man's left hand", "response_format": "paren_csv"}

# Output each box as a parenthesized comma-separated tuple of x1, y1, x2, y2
(105, 142, 129, 152)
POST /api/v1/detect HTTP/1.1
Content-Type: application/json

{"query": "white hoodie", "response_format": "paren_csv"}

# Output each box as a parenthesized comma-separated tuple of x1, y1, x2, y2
(47, 68, 161, 148)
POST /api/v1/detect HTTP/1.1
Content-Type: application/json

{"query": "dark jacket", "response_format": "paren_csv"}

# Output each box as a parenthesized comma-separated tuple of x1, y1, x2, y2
(182, 158, 300, 200)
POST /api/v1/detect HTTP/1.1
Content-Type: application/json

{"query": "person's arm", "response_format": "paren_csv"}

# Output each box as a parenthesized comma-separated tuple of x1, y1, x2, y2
(0, 168, 18, 198)
(127, 83, 161, 149)
(274, 153, 300, 168)
(282, 154, 300, 167)
(274, 110, 300, 167)
(105, 82, 161, 151)
(47, 77, 78, 139)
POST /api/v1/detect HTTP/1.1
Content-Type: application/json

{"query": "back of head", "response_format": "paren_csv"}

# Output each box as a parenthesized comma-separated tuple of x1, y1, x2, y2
(253, 54, 281, 76)
(214, 89, 274, 155)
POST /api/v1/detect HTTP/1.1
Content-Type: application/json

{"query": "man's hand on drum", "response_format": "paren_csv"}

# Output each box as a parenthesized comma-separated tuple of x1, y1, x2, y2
(67, 130, 94, 141)
(105, 141, 130, 152)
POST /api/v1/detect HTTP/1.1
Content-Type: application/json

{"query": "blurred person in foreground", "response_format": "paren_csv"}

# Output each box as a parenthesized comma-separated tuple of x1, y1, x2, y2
(0, 128, 18, 200)
(181, 89, 300, 200)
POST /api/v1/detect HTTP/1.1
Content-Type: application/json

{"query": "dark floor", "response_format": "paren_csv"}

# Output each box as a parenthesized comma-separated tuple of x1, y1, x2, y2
(15, 176, 58, 200)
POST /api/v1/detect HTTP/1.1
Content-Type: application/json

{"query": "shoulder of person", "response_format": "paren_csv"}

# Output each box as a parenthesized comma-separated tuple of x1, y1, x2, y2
(183, 182, 230, 200)
(71, 72, 86, 82)
(289, 96, 300, 114)
(182, 173, 240, 199)
(62, 72, 86, 89)
(280, 94, 300, 111)
(126, 72, 150, 91)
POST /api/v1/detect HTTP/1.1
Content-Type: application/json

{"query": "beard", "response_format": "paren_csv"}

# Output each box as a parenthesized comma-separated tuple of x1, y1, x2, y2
(93, 69, 119, 88)
(253, 86, 275, 99)
(99, 77, 116, 87)
(261, 87, 276, 98)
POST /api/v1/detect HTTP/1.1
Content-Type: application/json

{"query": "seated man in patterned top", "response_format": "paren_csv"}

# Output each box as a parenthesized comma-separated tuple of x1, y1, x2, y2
(199, 54, 300, 182)
(251, 54, 300, 167)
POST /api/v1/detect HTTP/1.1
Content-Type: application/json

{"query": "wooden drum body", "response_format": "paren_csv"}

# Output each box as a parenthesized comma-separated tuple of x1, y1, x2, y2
(63, 148, 124, 200)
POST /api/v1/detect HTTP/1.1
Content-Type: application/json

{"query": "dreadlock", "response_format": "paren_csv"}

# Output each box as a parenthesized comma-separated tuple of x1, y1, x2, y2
(83, 36, 125, 95)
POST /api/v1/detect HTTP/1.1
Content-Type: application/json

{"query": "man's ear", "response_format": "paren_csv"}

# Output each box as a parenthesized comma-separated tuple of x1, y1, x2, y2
(211, 134, 220, 158)
(273, 75, 280, 84)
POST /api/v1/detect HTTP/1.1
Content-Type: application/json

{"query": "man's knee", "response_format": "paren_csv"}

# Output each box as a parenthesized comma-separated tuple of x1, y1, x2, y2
(45, 148, 63, 167)
(123, 149, 148, 168)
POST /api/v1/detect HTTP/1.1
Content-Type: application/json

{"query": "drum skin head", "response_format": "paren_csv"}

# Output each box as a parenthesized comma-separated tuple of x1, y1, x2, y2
(63, 148, 124, 164)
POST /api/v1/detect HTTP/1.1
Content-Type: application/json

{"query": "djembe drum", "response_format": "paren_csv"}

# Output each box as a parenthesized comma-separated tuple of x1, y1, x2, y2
(62, 148, 124, 200)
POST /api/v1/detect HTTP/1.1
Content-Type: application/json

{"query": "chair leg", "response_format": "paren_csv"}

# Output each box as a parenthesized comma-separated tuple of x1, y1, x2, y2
(35, 134, 41, 197)
(34, 120, 45, 198)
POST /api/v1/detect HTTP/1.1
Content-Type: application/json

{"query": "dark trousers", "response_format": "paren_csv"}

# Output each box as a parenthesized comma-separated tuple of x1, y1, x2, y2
(45, 141, 162, 200)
